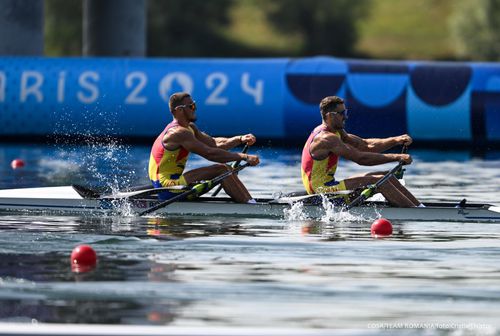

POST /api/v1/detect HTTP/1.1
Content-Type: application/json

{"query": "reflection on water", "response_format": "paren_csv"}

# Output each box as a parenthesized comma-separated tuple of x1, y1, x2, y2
(1, 144, 500, 331)
(1, 213, 500, 329)
(146, 217, 252, 239)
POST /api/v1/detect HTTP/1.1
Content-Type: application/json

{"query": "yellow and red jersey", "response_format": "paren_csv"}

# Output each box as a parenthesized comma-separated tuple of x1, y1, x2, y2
(148, 120, 193, 188)
(301, 125, 346, 194)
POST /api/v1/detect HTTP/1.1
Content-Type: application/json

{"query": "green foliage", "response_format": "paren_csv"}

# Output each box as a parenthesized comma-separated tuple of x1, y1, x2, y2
(44, 0, 500, 61)
(44, 0, 82, 56)
(450, 0, 500, 61)
(261, 0, 369, 56)
(147, 0, 271, 57)
(147, 0, 230, 56)
(222, 0, 303, 55)
(44, 0, 369, 58)
(357, 0, 456, 60)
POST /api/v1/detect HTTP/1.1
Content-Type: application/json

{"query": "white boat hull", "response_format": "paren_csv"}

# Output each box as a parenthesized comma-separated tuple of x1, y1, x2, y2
(0, 186, 499, 222)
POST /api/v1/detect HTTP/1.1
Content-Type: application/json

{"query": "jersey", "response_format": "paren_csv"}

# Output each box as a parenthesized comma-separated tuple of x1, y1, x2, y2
(301, 124, 347, 194)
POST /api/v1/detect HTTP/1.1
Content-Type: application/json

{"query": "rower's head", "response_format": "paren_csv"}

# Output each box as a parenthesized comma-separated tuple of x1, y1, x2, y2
(320, 96, 348, 130)
(169, 92, 197, 122)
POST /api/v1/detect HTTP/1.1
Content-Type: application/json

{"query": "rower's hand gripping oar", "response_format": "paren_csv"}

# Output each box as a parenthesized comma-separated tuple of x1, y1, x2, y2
(138, 163, 250, 216)
(211, 144, 249, 197)
(346, 161, 405, 210)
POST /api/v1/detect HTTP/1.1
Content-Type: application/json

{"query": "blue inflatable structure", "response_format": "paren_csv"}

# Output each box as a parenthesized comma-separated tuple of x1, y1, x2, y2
(0, 56, 499, 147)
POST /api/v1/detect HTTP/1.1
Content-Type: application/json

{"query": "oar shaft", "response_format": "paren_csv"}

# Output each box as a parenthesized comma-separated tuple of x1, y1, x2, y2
(377, 162, 404, 186)
(212, 144, 249, 197)
(346, 161, 404, 210)
(102, 185, 190, 200)
(138, 163, 249, 216)
(395, 145, 408, 179)
(211, 163, 249, 184)
(137, 184, 204, 216)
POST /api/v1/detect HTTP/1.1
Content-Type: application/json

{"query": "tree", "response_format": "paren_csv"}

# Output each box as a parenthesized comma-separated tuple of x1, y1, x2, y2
(450, 0, 500, 61)
(45, 0, 82, 56)
(148, 0, 240, 56)
(43, 0, 369, 58)
(261, 0, 369, 56)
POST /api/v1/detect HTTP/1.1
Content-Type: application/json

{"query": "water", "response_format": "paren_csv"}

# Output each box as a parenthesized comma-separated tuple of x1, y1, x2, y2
(1, 142, 500, 334)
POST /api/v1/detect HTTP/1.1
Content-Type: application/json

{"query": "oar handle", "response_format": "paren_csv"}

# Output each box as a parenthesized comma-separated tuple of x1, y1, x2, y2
(211, 144, 249, 197)
(395, 145, 408, 179)
(138, 163, 250, 216)
(347, 161, 404, 210)
(401, 144, 408, 154)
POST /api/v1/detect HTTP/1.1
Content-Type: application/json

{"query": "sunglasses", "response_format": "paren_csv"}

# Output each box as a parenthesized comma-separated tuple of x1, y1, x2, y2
(328, 109, 348, 118)
(176, 101, 197, 111)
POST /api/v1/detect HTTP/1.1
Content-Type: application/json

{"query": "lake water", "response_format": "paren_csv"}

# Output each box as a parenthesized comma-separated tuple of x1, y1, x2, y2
(1, 142, 500, 335)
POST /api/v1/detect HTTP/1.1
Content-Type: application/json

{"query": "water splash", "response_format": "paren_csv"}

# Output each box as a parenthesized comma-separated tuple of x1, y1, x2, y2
(283, 201, 309, 220)
(51, 107, 137, 192)
(109, 198, 135, 217)
(319, 194, 365, 223)
(283, 194, 370, 223)
(81, 136, 135, 193)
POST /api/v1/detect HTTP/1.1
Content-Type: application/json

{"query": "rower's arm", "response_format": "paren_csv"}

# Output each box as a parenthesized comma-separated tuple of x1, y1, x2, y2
(214, 134, 256, 149)
(190, 123, 249, 150)
(342, 131, 412, 153)
(175, 128, 248, 163)
(212, 136, 244, 149)
(190, 123, 217, 147)
(329, 134, 411, 166)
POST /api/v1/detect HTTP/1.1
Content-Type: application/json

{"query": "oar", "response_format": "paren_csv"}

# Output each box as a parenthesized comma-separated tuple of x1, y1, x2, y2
(346, 161, 405, 210)
(395, 145, 408, 179)
(273, 190, 353, 204)
(72, 184, 190, 200)
(103, 185, 190, 199)
(211, 144, 249, 197)
(138, 163, 250, 216)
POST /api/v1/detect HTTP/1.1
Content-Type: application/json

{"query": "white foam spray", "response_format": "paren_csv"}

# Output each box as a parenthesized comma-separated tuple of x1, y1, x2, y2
(319, 194, 366, 223)
(109, 198, 135, 217)
(283, 194, 370, 223)
(283, 201, 309, 220)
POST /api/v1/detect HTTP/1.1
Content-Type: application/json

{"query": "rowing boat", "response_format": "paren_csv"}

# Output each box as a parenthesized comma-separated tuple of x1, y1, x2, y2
(0, 185, 499, 222)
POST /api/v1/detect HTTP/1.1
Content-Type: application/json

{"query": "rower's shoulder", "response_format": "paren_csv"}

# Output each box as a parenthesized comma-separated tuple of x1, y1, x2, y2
(168, 124, 195, 135)
(163, 125, 196, 145)
(316, 130, 342, 144)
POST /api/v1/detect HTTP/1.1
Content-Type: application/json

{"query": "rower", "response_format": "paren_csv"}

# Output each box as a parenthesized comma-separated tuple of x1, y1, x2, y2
(148, 92, 260, 203)
(301, 96, 423, 208)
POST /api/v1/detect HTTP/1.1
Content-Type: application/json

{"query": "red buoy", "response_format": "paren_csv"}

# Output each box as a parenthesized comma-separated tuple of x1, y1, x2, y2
(70, 245, 97, 273)
(371, 218, 393, 237)
(11, 159, 25, 169)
